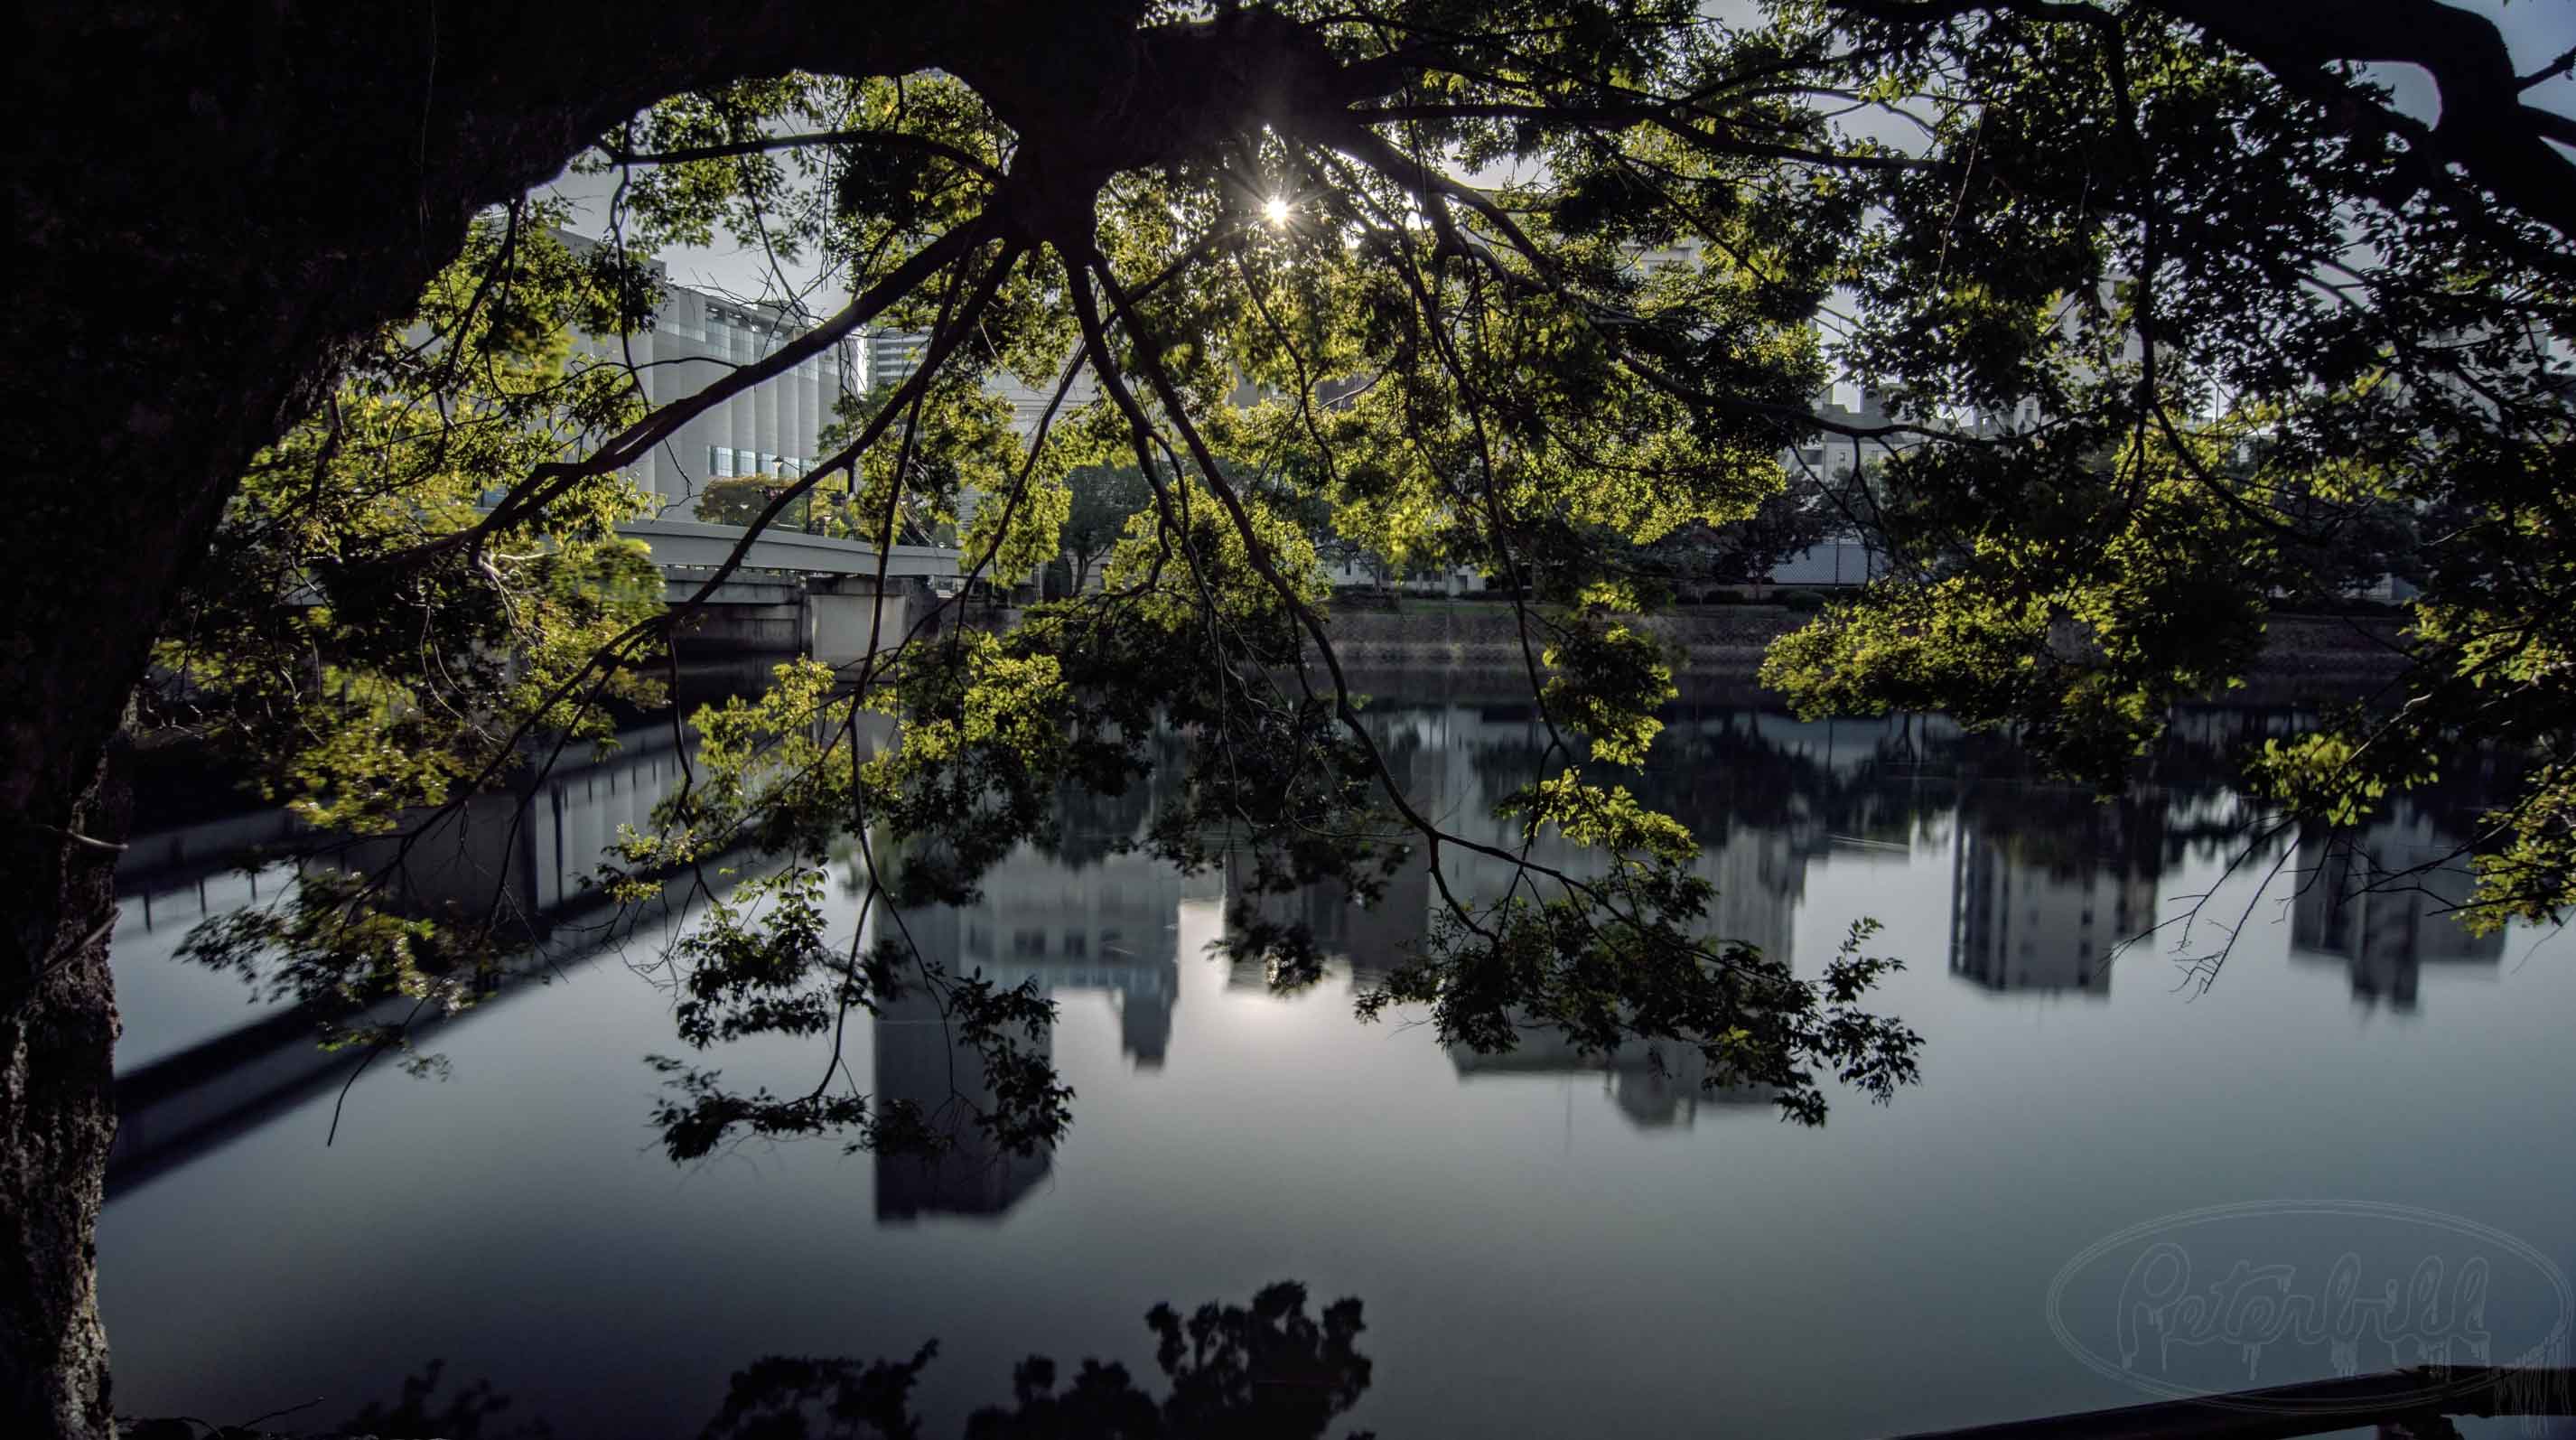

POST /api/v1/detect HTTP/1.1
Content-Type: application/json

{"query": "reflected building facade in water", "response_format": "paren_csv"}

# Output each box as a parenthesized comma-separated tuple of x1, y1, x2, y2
(1449, 1029, 1778, 1128)
(1226, 705, 1833, 989)
(1946, 801, 2158, 996)
(874, 841, 1211, 1220)
(1938, 746, 2173, 995)
(107, 692, 2481, 1205)
(105, 722, 718, 1196)
(2290, 799, 2504, 1009)
(1227, 705, 1876, 1124)
(871, 982, 1054, 1221)
(90, 681, 2576, 1437)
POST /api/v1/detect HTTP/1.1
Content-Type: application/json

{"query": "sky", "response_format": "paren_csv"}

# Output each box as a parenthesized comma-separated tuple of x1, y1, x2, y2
(537, 1, 2576, 311)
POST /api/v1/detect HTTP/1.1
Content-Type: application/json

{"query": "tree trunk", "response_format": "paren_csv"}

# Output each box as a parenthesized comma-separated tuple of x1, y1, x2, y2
(0, 9, 904, 1435)
(1, 749, 126, 1436)
(0, 6, 1102, 1428)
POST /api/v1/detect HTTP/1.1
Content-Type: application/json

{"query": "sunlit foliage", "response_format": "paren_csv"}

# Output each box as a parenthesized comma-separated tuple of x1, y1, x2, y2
(171, 0, 2572, 1162)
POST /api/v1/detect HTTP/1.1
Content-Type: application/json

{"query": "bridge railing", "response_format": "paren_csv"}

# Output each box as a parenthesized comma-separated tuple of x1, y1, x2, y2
(1880, 1365, 2575, 1440)
(617, 514, 960, 579)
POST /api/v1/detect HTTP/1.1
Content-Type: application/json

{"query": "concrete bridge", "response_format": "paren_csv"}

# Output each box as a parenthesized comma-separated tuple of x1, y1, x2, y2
(621, 515, 958, 580)
(621, 516, 966, 667)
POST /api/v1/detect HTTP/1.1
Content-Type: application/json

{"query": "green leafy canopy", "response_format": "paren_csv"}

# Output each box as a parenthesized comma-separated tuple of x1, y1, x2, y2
(168, 0, 2573, 1156)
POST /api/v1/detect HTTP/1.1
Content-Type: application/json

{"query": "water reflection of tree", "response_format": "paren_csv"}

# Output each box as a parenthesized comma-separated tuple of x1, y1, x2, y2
(1645, 714, 1949, 849)
(1043, 732, 1186, 874)
(285, 1284, 1373, 1440)
(1451, 707, 1958, 852)
(332, 1359, 551, 1439)
(1451, 703, 2190, 865)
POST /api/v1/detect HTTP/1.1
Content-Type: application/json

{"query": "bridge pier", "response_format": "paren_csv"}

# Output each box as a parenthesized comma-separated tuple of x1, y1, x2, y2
(664, 578, 804, 654)
(603, 515, 960, 672)
(809, 575, 935, 669)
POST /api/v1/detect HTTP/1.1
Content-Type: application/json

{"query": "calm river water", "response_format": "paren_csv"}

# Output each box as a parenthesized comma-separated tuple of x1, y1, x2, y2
(96, 685, 2576, 1437)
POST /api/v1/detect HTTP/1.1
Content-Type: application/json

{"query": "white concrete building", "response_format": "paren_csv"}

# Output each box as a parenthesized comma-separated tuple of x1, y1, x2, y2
(557, 231, 863, 514)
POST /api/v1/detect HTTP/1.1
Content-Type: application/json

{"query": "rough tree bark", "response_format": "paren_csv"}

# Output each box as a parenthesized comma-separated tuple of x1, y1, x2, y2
(2, 5, 956, 1432)
(1, 5, 1367, 1427)
(5, 2, 2567, 1435)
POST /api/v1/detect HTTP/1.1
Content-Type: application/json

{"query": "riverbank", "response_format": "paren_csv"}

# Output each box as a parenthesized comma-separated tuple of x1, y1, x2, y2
(1305, 602, 2410, 704)
(124, 603, 2411, 833)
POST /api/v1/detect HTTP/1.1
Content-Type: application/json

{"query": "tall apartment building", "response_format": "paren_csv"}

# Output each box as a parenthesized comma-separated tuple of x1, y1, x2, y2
(556, 231, 863, 513)
(555, 237, 1110, 521)
(863, 327, 1103, 436)
(862, 329, 929, 396)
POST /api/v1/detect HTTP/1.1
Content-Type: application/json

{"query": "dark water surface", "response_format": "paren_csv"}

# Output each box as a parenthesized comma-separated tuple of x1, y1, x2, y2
(97, 688, 2576, 1437)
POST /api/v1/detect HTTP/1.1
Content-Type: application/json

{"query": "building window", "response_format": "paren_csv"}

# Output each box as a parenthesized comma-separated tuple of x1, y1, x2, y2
(711, 446, 735, 478)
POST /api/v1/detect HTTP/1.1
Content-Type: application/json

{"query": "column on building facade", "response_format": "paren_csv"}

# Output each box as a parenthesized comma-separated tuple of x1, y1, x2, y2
(789, 364, 813, 478)
(631, 329, 667, 501)
(754, 343, 780, 477)
(727, 363, 752, 480)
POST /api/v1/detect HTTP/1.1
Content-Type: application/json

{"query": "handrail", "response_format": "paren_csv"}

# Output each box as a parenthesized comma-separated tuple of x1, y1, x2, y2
(1881, 1365, 2575, 1440)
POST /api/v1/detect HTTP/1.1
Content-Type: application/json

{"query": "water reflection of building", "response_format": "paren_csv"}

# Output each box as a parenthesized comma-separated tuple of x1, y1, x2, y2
(2290, 801, 2503, 1010)
(871, 982, 1053, 1221)
(106, 722, 723, 1196)
(1946, 790, 2160, 996)
(1222, 838, 1433, 994)
(1214, 705, 1853, 1127)
(1451, 1031, 1777, 1129)
(1224, 706, 1829, 988)
(873, 845, 1209, 1220)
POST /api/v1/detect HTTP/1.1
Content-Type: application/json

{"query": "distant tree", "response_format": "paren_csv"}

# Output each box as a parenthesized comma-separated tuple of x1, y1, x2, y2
(1645, 475, 1842, 595)
(13, 4, 2574, 1432)
(697, 473, 811, 528)
(1060, 464, 1157, 594)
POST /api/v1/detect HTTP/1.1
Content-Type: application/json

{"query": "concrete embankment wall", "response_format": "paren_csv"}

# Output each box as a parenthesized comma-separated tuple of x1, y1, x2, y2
(1323, 604, 1795, 673)
(894, 599, 2413, 708)
(1313, 603, 2412, 707)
